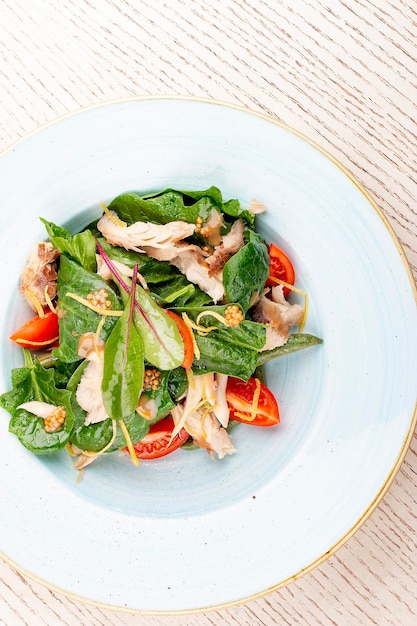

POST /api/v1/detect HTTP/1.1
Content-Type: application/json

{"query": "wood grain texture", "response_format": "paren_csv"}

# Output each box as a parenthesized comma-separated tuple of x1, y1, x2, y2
(0, 1, 416, 624)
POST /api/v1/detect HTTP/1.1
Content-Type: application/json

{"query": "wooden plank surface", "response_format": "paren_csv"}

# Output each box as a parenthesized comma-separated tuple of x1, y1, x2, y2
(0, 1, 416, 624)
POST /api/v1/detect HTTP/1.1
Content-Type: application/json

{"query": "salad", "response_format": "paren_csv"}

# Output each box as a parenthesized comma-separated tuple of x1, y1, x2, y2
(0, 187, 322, 470)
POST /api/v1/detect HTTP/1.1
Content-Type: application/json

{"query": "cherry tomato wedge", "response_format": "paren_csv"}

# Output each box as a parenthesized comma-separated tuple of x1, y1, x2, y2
(10, 310, 59, 350)
(164, 309, 194, 369)
(265, 243, 295, 297)
(226, 377, 280, 427)
(131, 416, 190, 459)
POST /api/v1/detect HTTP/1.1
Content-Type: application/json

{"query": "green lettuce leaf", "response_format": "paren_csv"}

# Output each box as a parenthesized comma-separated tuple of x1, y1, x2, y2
(0, 354, 74, 454)
(54, 256, 122, 363)
(41, 219, 97, 272)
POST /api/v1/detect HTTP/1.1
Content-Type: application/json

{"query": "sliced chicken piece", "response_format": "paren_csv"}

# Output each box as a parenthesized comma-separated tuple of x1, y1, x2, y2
(213, 373, 229, 428)
(222, 218, 245, 250)
(170, 372, 209, 438)
(252, 285, 303, 350)
(188, 410, 236, 459)
(72, 452, 98, 470)
(97, 212, 195, 253)
(142, 241, 224, 300)
(200, 208, 223, 246)
(142, 242, 204, 262)
(248, 198, 267, 214)
(206, 219, 245, 277)
(76, 332, 108, 425)
(19, 242, 59, 311)
(17, 401, 66, 433)
(171, 371, 235, 459)
(17, 400, 58, 419)
(96, 254, 133, 280)
(171, 405, 236, 460)
(201, 372, 217, 407)
(136, 395, 158, 421)
(96, 254, 149, 290)
(170, 248, 225, 302)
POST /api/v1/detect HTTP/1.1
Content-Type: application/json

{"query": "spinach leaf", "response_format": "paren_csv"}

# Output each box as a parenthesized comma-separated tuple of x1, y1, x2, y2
(179, 186, 224, 206)
(223, 231, 269, 311)
(151, 275, 211, 307)
(109, 190, 216, 225)
(54, 256, 122, 363)
(41, 219, 96, 272)
(108, 186, 255, 227)
(256, 333, 323, 365)
(69, 406, 149, 454)
(167, 286, 212, 308)
(221, 198, 255, 228)
(102, 293, 144, 421)
(178, 305, 266, 380)
(66, 358, 88, 392)
(167, 367, 188, 401)
(180, 305, 266, 349)
(52, 359, 81, 388)
(178, 187, 255, 227)
(193, 333, 259, 380)
(0, 355, 74, 454)
(69, 406, 114, 452)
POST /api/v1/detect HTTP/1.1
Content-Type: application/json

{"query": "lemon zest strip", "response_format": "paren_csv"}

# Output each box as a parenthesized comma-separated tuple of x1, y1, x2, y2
(181, 313, 201, 359)
(196, 310, 227, 327)
(118, 419, 139, 467)
(100, 201, 127, 227)
(95, 316, 106, 340)
(44, 286, 56, 313)
(65, 292, 123, 317)
(65, 442, 76, 457)
(185, 365, 196, 390)
(15, 336, 59, 347)
(182, 312, 216, 336)
(24, 289, 44, 317)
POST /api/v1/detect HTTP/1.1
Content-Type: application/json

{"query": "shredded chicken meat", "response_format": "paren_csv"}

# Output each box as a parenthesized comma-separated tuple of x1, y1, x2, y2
(19, 242, 59, 310)
(76, 332, 108, 425)
(252, 285, 303, 350)
(171, 372, 235, 458)
(170, 248, 225, 302)
(248, 198, 267, 214)
(97, 208, 251, 303)
(206, 219, 245, 277)
(149, 220, 245, 302)
(213, 373, 230, 428)
(71, 444, 100, 470)
(172, 405, 236, 460)
(97, 212, 195, 253)
(96, 254, 149, 290)
(141, 241, 204, 262)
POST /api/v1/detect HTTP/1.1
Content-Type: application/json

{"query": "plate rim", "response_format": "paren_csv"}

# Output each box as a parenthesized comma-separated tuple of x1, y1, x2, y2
(0, 95, 416, 615)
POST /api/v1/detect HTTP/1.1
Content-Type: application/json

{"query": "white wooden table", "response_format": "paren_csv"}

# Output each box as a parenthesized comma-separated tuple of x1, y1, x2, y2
(1, 1, 416, 624)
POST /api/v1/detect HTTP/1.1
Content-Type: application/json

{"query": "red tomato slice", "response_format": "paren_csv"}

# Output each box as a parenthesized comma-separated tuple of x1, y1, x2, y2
(265, 243, 295, 297)
(132, 416, 190, 459)
(226, 377, 280, 427)
(10, 310, 59, 350)
(164, 309, 194, 369)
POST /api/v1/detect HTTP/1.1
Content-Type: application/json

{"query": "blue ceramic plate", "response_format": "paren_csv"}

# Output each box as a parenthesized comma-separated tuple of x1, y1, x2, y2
(0, 98, 416, 613)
